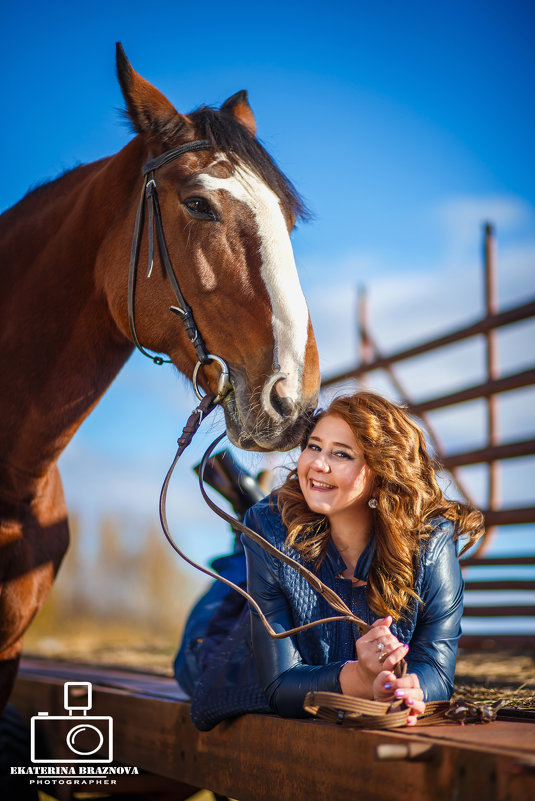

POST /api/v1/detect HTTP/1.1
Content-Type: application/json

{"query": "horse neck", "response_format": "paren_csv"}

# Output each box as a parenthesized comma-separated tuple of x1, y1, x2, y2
(0, 138, 147, 498)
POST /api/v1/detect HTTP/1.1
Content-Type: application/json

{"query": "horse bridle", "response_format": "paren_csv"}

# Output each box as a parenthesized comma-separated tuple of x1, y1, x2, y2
(127, 138, 231, 403)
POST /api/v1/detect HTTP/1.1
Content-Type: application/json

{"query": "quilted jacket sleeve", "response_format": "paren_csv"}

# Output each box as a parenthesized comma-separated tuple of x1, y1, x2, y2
(405, 520, 464, 702)
(242, 504, 345, 718)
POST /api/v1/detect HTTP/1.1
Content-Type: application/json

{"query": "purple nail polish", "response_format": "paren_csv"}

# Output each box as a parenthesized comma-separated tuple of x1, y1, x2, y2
(384, 683, 392, 690)
(395, 689, 406, 698)
(407, 699, 414, 706)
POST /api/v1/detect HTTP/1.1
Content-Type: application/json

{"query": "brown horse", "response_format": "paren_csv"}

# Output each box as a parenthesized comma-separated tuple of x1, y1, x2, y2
(0, 44, 320, 711)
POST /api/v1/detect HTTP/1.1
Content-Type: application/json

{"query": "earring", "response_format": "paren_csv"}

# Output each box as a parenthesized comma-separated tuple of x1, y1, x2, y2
(368, 498, 377, 509)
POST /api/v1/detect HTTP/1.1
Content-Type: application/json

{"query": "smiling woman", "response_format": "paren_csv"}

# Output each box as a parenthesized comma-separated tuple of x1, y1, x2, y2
(178, 390, 485, 730)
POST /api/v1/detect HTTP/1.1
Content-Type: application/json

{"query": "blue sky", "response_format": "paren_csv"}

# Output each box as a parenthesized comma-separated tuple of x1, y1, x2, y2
(3, 2, 534, 604)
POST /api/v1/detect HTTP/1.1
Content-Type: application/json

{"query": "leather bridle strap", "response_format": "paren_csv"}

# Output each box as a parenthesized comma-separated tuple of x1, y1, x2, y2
(127, 139, 212, 366)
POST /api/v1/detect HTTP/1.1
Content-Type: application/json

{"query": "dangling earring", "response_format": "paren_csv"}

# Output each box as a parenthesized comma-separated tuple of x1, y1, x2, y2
(368, 498, 377, 509)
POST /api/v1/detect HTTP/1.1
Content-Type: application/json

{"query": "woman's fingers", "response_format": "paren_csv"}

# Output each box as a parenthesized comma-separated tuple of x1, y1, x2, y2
(372, 670, 397, 700)
(405, 700, 426, 724)
(394, 686, 424, 703)
(389, 674, 425, 723)
(371, 615, 393, 630)
(373, 671, 425, 723)
(380, 643, 409, 671)
(392, 674, 422, 692)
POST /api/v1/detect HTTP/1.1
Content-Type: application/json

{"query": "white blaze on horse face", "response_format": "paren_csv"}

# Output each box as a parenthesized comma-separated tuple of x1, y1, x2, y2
(197, 161, 309, 402)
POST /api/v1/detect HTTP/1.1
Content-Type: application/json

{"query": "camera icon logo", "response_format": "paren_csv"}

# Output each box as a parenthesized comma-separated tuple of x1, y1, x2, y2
(31, 681, 113, 763)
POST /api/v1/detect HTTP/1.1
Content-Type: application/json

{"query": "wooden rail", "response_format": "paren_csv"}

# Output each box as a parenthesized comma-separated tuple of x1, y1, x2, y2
(441, 439, 535, 469)
(408, 368, 535, 414)
(462, 555, 534, 567)
(9, 659, 535, 801)
(322, 298, 535, 386)
(461, 606, 534, 618)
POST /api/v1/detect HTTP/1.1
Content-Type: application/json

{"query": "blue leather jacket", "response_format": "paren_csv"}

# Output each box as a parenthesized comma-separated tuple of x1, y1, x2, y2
(243, 497, 463, 717)
(184, 495, 463, 730)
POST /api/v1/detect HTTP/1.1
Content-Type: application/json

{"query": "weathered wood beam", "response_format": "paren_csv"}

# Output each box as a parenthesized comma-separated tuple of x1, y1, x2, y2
(440, 439, 535, 468)
(9, 660, 535, 801)
(322, 299, 535, 386)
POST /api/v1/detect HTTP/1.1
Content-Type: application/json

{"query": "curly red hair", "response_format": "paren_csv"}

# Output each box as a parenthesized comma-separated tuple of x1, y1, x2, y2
(278, 392, 483, 620)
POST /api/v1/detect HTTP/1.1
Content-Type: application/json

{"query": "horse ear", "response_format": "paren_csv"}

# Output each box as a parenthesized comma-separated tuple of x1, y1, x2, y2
(221, 90, 257, 137)
(116, 43, 190, 141)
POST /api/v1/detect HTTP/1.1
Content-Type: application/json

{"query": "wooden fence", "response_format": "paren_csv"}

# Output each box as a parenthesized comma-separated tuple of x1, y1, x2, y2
(322, 223, 535, 647)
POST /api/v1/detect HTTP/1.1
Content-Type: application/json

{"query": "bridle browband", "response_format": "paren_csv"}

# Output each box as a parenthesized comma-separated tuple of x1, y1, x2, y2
(127, 138, 230, 401)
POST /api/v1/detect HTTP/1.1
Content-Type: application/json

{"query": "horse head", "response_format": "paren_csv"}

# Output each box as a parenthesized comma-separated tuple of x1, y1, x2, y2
(113, 45, 320, 451)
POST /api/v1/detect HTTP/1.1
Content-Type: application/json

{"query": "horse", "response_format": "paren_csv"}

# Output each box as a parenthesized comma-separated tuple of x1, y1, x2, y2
(0, 43, 320, 712)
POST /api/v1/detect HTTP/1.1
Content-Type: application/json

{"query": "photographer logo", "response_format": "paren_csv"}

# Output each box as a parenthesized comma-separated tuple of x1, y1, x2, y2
(30, 681, 113, 763)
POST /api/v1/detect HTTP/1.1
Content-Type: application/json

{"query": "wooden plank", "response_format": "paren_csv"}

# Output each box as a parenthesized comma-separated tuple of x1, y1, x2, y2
(462, 555, 535, 567)
(8, 659, 535, 801)
(459, 633, 535, 649)
(482, 507, 535, 526)
(440, 439, 535, 468)
(408, 369, 535, 415)
(464, 581, 535, 591)
(322, 298, 535, 386)
(462, 605, 535, 617)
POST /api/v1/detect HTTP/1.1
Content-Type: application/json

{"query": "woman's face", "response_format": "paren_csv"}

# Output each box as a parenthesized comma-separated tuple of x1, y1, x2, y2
(297, 414, 374, 521)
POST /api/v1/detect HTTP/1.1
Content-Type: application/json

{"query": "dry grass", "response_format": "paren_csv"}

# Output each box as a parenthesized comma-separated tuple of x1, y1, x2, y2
(455, 648, 535, 709)
(25, 625, 535, 709)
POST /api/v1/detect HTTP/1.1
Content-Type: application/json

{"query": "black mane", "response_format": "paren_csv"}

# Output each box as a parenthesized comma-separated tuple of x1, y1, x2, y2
(14, 108, 309, 222)
(189, 106, 310, 221)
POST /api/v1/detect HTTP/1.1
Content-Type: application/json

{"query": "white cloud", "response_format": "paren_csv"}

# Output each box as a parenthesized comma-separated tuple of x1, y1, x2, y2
(436, 194, 532, 237)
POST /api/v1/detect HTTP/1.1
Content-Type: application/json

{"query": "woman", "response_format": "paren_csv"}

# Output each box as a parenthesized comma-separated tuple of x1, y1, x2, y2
(182, 391, 483, 729)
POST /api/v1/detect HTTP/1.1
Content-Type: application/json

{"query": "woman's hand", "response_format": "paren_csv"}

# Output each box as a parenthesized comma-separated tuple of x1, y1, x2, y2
(373, 670, 425, 726)
(340, 616, 409, 698)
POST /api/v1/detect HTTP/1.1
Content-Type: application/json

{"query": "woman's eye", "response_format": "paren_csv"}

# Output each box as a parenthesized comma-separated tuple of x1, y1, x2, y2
(182, 197, 218, 220)
(307, 443, 320, 452)
(334, 451, 352, 460)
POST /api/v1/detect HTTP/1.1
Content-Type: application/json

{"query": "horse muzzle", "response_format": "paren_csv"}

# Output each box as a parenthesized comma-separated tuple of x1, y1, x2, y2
(222, 370, 317, 452)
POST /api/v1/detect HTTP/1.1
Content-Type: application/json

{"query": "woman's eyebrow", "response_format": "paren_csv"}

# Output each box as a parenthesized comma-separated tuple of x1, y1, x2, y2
(309, 435, 354, 450)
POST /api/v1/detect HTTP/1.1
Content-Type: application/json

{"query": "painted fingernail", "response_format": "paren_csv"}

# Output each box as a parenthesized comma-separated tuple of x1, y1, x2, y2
(407, 699, 414, 706)
(384, 683, 392, 690)
(402, 644, 409, 649)
(395, 689, 406, 698)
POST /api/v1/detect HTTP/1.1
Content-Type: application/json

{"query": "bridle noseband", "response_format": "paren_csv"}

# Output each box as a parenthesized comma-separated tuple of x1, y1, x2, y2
(127, 138, 231, 403)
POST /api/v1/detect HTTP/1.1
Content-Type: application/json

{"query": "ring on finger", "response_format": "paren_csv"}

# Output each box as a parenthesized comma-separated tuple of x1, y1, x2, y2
(377, 642, 385, 653)
(379, 651, 389, 664)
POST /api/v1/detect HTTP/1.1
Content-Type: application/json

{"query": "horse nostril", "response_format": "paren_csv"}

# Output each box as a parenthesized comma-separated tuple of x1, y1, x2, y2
(261, 372, 298, 422)
(270, 391, 295, 419)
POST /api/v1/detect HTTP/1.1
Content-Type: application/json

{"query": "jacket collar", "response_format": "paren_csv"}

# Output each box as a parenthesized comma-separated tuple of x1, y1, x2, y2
(325, 532, 376, 581)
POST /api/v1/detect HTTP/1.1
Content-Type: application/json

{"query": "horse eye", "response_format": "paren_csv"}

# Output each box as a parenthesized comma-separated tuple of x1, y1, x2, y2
(182, 197, 218, 220)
